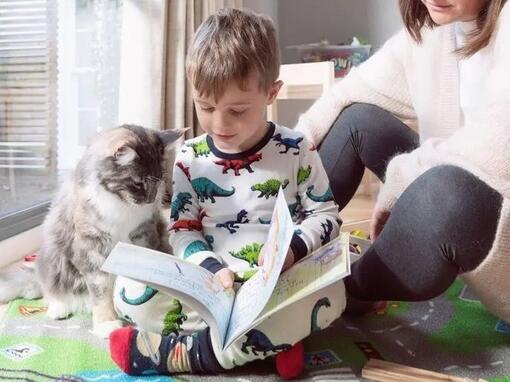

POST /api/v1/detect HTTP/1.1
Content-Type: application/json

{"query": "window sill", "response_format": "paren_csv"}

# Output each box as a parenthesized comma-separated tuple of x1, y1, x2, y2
(0, 225, 42, 269)
(0, 202, 50, 242)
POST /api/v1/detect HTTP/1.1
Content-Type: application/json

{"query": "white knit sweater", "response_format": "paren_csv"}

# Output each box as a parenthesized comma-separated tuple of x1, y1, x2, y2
(295, 3, 510, 322)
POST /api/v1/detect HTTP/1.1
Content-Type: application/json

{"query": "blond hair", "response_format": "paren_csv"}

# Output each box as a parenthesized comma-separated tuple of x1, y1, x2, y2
(399, 0, 507, 57)
(186, 8, 280, 100)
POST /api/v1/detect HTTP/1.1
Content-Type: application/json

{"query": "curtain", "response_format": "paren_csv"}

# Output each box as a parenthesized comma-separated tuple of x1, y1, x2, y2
(118, 0, 243, 139)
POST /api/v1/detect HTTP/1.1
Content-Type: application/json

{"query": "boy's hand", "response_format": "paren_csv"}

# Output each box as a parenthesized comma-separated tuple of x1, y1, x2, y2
(216, 268, 235, 289)
(281, 248, 295, 273)
(258, 248, 295, 274)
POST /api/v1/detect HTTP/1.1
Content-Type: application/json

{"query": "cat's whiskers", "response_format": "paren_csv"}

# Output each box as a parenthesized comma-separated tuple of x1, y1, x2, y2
(147, 176, 162, 183)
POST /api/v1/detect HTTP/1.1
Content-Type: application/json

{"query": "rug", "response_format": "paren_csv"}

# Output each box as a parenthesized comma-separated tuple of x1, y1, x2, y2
(0, 279, 509, 382)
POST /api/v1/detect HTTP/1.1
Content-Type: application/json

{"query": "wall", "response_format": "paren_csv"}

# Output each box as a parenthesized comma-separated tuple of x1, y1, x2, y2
(243, 0, 278, 27)
(278, 0, 401, 63)
(275, 0, 402, 127)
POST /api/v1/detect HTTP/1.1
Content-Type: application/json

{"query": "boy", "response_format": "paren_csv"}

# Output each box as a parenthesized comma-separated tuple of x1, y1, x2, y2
(109, 8, 346, 375)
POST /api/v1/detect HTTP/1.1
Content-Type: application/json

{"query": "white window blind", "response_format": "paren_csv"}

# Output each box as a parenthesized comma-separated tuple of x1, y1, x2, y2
(0, 0, 57, 171)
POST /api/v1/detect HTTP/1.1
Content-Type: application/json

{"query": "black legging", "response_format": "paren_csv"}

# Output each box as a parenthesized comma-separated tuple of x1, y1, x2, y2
(319, 103, 503, 301)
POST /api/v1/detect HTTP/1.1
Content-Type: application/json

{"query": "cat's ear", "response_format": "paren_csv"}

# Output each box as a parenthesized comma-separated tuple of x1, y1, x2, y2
(159, 127, 189, 147)
(114, 145, 137, 165)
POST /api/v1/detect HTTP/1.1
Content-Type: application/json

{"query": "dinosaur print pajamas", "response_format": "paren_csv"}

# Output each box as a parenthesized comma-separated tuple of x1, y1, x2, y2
(113, 123, 347, 368)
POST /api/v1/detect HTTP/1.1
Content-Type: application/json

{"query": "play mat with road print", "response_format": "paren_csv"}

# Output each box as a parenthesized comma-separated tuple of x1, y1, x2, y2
(0, 279, 508, 381)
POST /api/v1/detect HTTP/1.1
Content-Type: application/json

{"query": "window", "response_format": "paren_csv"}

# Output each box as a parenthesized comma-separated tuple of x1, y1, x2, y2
(0, 0, 123, 241)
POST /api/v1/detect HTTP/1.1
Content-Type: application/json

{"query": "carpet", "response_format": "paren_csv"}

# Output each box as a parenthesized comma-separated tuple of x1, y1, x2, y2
(0, 279, 509, 381)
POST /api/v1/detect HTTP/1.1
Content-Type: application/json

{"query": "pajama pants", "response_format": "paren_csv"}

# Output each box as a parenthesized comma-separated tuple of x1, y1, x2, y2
(113, 275, 346, 369)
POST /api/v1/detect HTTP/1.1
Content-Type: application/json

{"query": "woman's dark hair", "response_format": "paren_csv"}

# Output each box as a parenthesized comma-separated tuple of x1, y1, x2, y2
(399, 0, 507, 56)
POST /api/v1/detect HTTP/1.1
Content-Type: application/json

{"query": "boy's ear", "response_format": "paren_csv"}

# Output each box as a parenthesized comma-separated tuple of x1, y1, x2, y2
(266, 80, 283, 105)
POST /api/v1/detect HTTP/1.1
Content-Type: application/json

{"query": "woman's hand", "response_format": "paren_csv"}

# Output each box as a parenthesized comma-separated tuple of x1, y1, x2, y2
(370, 206, 391, 242)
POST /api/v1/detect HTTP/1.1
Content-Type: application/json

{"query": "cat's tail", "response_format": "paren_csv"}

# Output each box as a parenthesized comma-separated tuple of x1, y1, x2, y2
(0, 261, 42, 303)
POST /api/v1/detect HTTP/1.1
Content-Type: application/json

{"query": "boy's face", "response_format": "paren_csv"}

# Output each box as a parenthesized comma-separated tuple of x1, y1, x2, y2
(193, 74, 282, 153)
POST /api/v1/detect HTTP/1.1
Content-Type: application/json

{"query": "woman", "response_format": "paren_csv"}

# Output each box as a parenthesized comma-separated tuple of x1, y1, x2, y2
(295, 0, 510, 322)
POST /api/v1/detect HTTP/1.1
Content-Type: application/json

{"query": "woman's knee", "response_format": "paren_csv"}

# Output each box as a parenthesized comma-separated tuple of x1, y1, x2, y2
(400, 165, 501, 220)
(333, 103, 390, 133)
(393, 165, 501, 269)
(326, 103, 419, 180)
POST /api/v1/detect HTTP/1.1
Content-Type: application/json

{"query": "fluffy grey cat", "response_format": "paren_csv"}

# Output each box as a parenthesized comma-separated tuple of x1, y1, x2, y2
(0, 124, 183, 338)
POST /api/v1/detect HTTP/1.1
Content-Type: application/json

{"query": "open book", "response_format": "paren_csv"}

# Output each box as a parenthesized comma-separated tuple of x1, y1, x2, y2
(102, 191, 351, 351)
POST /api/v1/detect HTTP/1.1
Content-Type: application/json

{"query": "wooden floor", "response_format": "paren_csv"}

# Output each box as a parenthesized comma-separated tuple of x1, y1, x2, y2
(341, 193, 375, 232)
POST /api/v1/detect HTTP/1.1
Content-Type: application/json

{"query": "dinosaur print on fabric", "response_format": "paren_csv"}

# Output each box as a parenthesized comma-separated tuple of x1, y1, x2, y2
(192, 177, 235, 203)
(199, 209, 208, 221)
(216, 209, 249, 234)
(303, 209, 316, 218)
(229, 243, 262, 267)
(176, 161, 191, 180)
(241, 329, 291, 356)
(204, 234, 214, 249)
(162, 299, 188, 336)
(187, 139, 210, 157)
(120, 286, 158, 305)
(310, 297, 331, 332)
(170, 192, 192, 220)
(234, 268, 258, 282)
(251, 178, 289, 199)
(169, 219, 202, 232)
(288, 195, 303, 220)
(297, 165, 312, 185)
(320, 219, 334, 245)
(214, 153, 262, 176)
(272, 133, 303, 155)
(306, 185, 334, 202)
(184, 240, 211, 259)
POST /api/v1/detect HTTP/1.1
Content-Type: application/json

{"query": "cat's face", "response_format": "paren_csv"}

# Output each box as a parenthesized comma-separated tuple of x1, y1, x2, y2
(93, 125, 184, 205)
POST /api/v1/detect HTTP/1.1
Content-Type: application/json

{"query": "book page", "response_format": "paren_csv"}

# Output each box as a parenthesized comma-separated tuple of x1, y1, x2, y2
(223, 189, 294, 349)
(102, 243, 234, 346)
(249, 232, 351, 331)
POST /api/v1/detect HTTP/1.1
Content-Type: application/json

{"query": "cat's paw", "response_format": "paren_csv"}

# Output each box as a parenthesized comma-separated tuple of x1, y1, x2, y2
(92, 319, 124, 339)
(46, 301, 72, 320)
